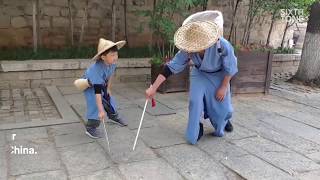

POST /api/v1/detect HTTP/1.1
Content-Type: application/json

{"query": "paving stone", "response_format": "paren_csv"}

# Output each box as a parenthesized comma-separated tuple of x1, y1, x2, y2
(1, 100, 13, 106)
(64, 94, 85, 106)
(0, 105, 10, 110)
(221, 154, 295, 180)
(198, 136, 248, 161)
(70, 168, 123, 180)
(112, 85, 143, 100)
(6, 127, 48, 141)
(136, 98, 176, 116)
(157, 144, 227, 180)
(97, 126, 157, 164)
(15, 170, 67, 180)
(58, 86, 79, 95)
(59, 142, 111, 177)
(0, 131, 5, 147)
(279, 111, 320, 129)
(271, 88, 320, 109)
(259, 114, 320, 145)
(118, 107, 157, 130)
(306, 152, 320, 163)
(233, 137, 320, 175)
(0, 117, 15, 124)
(46, 86, 79, 122)
(54, 133, 94, 148)
(247, 97, 320, 130)
(9, 140, 61, 176)
(71, 104, 87, 121)
(118, 158, 184, 180)
(111, 93, 137, 110)
(224, 123, 257, 141)
(139, 126, 186, 148)
(298, 170, 320, 180)
(0, 147, 7, 180)
(234, 116, 320, 158)
(47, 123, 86, 136)
(14, 116, 28, 123)
(156, 114, 188, 135)
(155, 92, 189, 110)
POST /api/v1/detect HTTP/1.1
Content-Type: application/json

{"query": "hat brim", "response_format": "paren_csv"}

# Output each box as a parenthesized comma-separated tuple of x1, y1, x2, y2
(91, 40, 126, 60)
(174, 21, 220, 53)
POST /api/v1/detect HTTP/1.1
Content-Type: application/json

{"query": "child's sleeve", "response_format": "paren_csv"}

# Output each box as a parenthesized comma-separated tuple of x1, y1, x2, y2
(167, 50, 189, 74)
(87, 65, 104, 85)
(221, 41, 238, 77)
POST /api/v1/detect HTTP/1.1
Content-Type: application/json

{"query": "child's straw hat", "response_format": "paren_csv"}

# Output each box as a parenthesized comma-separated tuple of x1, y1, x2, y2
(92, 38, 126, 60)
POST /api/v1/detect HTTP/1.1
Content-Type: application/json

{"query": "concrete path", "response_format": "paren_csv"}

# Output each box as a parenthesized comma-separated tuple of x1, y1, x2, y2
(0, 80, 320, 180)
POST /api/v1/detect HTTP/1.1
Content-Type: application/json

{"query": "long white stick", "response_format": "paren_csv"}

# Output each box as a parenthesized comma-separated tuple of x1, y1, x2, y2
(132, 99, 148, 151)
(102, 118, 111, 153)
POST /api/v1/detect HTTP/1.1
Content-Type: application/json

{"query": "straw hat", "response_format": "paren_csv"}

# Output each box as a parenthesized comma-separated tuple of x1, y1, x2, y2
(183, 10, 224, 32)
(174, 21, 220, 53)
(92, 38, 126, 60)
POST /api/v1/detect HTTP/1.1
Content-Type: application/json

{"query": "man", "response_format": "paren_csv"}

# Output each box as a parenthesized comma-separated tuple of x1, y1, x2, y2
(146, 11, 238, 144)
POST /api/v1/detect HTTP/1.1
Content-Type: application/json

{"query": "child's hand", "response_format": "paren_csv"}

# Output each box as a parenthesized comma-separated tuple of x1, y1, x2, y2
(99, 110, 106, 121)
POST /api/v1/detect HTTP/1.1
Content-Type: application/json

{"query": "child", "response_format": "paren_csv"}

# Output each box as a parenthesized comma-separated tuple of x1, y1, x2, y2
(82, 38, 128, 138)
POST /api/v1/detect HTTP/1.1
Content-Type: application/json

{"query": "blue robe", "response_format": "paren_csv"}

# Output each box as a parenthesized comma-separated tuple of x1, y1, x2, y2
(82, 60, 118, 121)
(167, 37, 238, 144)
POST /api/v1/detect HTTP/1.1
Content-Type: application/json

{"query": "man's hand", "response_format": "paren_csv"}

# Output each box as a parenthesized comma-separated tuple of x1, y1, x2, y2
(216, 85, 228, 102)
(145, 85, 156, 99)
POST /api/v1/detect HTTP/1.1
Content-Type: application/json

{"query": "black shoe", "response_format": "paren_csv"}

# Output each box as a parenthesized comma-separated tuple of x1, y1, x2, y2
(197, 123, 204, 141)
(225, 121, 233, 132)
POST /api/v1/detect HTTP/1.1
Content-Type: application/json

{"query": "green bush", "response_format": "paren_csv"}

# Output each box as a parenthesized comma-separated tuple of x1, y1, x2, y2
(272, 47, 296, 54)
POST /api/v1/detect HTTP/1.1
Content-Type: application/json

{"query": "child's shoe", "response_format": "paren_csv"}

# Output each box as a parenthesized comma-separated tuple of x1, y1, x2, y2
(85, 127, 102, 139)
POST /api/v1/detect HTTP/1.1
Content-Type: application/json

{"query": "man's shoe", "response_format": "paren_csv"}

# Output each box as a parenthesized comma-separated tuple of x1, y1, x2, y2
(197, 123, 204, 141)
(224, 121, 233, 132)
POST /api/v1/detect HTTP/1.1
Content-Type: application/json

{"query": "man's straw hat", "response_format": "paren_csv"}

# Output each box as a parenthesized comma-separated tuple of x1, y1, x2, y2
(182, 10, 224, 34)
(92, 38, 126, 60)
(174, 21, 220, 53)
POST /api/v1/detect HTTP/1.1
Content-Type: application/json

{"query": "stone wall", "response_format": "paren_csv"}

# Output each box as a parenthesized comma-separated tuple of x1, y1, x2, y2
(0, 0, 298, 49)
(0, 54, 301, 90)
(272, 54, 301, 75)
(0, 58, 151, 89)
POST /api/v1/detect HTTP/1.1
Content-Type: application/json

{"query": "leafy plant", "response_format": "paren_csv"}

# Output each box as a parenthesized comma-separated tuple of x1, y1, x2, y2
(272, 47, 296, 54)
(136, 0, 202, 64)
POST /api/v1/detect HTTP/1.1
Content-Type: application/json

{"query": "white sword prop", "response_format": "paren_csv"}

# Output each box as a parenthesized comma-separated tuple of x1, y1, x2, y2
(132, 99, 149, 151)
(102, 118, 111, 153)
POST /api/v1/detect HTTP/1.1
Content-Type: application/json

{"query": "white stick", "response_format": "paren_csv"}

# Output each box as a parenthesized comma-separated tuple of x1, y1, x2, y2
(132, 99, 148, 151)
(102, 118, 111, 153)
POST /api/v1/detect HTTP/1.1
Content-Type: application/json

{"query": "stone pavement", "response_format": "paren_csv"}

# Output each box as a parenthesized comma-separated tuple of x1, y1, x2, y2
(0, 88, 61, 125)
(0, 80, 320, 180)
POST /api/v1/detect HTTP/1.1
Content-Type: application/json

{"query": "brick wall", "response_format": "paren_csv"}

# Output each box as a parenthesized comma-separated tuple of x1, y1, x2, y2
(0, 0, 297, 49)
